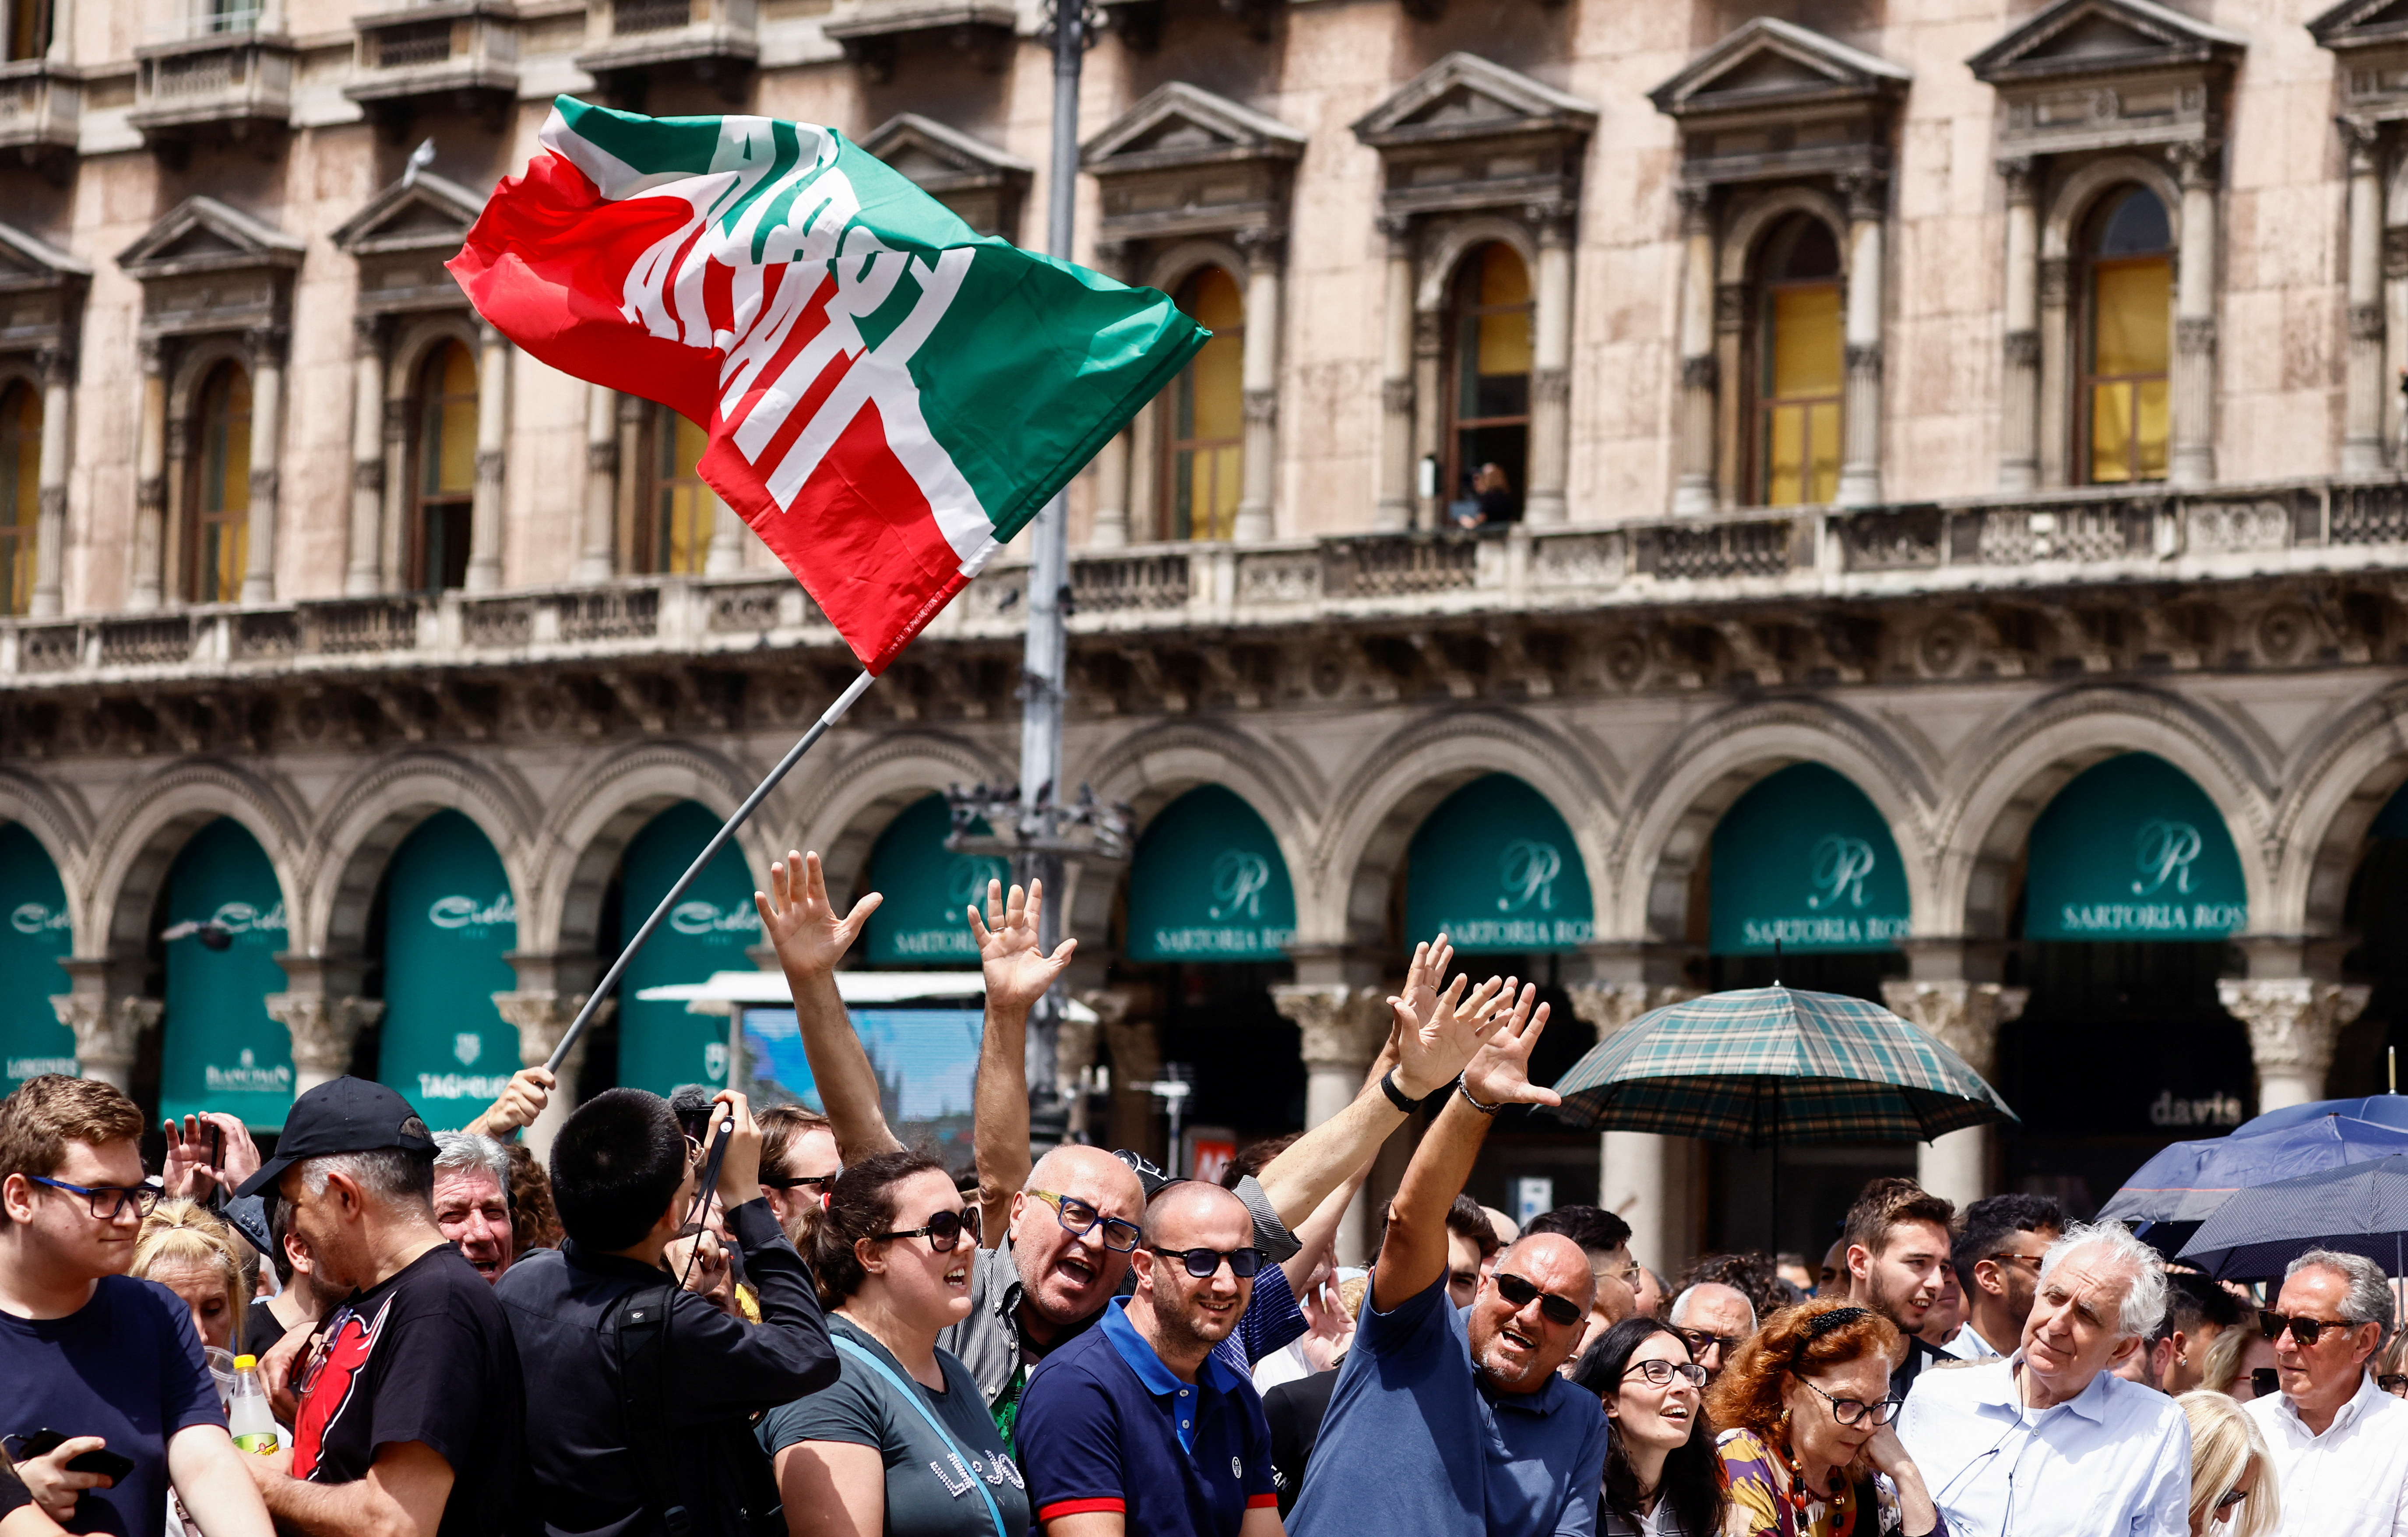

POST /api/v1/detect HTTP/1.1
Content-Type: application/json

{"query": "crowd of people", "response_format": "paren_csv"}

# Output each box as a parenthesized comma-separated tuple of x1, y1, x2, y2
(3, 852, 2408, 1536)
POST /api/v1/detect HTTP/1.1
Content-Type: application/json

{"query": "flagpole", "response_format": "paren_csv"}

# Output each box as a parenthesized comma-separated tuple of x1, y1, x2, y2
(542, 668, 877, 1076)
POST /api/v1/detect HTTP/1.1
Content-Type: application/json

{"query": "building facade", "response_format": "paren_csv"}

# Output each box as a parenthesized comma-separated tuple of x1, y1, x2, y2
(5, 0, 2408, 1267)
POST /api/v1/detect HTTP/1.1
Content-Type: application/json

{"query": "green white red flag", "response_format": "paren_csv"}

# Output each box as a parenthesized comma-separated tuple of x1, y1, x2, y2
(449, 97, 1205, 673)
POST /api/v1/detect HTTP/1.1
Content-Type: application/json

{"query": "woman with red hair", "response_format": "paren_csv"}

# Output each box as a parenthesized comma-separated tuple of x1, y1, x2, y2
(1704, 1298, 1943, 1537)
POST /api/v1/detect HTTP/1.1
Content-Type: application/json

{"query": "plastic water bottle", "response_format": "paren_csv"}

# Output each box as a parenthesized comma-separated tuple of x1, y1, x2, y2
(229, 1354, 280, 1455)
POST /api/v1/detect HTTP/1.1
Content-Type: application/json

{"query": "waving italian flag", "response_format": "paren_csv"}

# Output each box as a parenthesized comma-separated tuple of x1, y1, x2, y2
(450, 97, 1205, 672)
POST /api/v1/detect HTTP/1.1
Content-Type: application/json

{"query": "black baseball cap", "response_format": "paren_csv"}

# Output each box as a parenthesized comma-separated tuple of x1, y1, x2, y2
(235, 1076, 437, 1199)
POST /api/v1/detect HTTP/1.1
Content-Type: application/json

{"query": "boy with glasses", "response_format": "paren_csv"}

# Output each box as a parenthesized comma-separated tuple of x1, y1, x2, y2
(2242, 1248, 2408, 1537)
(0, 1075, 273, 1537)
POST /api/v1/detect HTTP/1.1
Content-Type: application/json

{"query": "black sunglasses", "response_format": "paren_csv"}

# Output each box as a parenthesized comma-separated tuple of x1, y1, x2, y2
(2250, 1367, 2281, 1398)
(1493, 1271, 1586, 1328)
(1672, 1326, 1743, 1357)
(874, 1207, 980, 1251)
(2381, 1373, 2408, 1396)
(1151, 1244, 1264, 1279)
(2260, 1309, 2360, 1347)
(2215, 1488, 2250, 1514)
(762, 1172, 839, 1193)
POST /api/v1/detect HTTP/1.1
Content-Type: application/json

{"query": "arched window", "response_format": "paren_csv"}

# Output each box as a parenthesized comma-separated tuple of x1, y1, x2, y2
(640, 402, 712, 574)
(2082, 186, 2172, 485)
(1165, 265, 1243, 542)
(188, 361, 249, 605)
(0, 381, 36, 616)
(1754, 214, 1843, 507)
(413, 340, 475, 592)
(1443, 243, 1531, 525)
(6, 0, 47, 60)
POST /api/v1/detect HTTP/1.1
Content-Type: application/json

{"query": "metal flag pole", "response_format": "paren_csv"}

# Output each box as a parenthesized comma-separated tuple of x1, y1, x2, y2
(543, 669, 877, 1075)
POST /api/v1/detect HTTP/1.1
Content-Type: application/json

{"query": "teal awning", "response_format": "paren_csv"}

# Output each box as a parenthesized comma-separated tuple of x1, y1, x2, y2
(1126, 785, 1297, 962)
(160, 818, 294, 1128)
(377, 811, 520, 1129)
(2026, 753, 2247, 941)
(1, 823, 75, 1093)
(1711, 763, 1911, 955)
(617, 801, 757, 1095)
(861, 795, 1004, 966)
(1405, 774, 1594, 953)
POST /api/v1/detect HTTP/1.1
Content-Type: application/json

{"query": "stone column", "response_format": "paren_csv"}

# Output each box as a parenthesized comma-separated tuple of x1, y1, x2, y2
(2169, 141, 2220, 488)
(465, 323, 509, 592)
(239, 325, 284, 604)
(1672, 187, 1718, 515)
(1271, 982, 1389, 1266)
(29, 345, 70, 617)
(1881, 980, 2028, 1210)
(703, 492, 744, 573)
(50, 960, 162, 1092)
(130, 337, 168, 610)
(266, 993, 384, 1096)
(494, 991, 610, 1159)
(1376, 215, 1417, 533)
(2037, 251, 2071, 489)
(1836, 173, 1886, 507)
(1567, 982, 1700, 1276)
(2220, 979, 2370, 1111)
(1411, 308, 1443, 530)
(574, 384, 618, 582)
(1234, 229, 1283, 544)
(1087, 430, 1133, 549)
(1524, 205, 1574, 527)
(616, 393, 646, 571)
(2345, 120, 2388, 474)
(1999, 158, 2040, 492)
(345, 316, 387, 596)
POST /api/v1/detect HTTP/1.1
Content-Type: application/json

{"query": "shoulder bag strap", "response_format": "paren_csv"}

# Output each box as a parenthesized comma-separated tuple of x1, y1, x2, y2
(614, 1280, 695, 1537)
(830, 1333, 1009, 1537)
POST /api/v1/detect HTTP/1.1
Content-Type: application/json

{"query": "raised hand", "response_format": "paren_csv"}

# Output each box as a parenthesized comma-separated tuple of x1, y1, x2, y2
(470, 1066, 554, 1139)
(757, 850, 882, 979)
(1389, 972, 1509, 1100)
(161, 1112, 260, 1199)
(1461, 984, 1560, 1110)
(970, 877, 1075, 1016)
(1399, 934, 1457, 1029)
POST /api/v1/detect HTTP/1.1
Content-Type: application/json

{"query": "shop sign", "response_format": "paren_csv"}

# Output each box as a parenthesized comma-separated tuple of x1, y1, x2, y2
(863, 795, 1006, 966)
(160, 818, 295, 1128)
(1406, 775, 1594, 953)
(619, 801, 760, 1095)
(2149, 1089, 2246, 1128)
(1127, 786, 1298, 962)
(1711, 764, 1912, 955)
(0, 823, 75, 1092)
(378, 811, 520, 1128)
(2027, 754, 2248, 941)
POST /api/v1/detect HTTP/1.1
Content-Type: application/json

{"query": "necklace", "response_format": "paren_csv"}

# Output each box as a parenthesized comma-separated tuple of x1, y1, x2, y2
(1779, 1434, 1855, 1537)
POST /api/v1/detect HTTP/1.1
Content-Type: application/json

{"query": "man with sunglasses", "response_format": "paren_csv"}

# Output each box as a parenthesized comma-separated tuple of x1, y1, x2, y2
(1019, 1181, 1281, 1537)
(2241, 1248, 2408, 1537)
(0, 1075, 273, 1537)
(1288, 984, 1607, 1537)
(754, 1105, 841, 1249)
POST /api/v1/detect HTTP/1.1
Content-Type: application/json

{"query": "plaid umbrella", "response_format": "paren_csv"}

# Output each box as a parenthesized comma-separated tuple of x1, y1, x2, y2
(2176, 1153, 2408, 1281)
(1549, 985, 2017, 1144)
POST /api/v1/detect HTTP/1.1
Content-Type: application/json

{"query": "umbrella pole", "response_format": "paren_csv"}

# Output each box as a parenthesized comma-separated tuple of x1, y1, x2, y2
(1768, 1081, 1781, 1255)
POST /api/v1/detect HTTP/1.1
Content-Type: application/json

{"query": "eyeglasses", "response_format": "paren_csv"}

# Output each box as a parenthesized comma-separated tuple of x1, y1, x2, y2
(1671, 1326, 1743, 1359)
(1150, 1244, 1265, 1280)
(1801, 1378, 1901, 1427)
(2249, 1367, 2281, 1398)
(1492, 1271, 1586, 1328)
(2214, 1488, 2250, 1514)
(2260, 1309, 2360, 1347)
(1624, 1358, 1709, 1389)
(27, 1175, 161, 1222)
(2381, 1373, 2408, 1397)
(761, 1172, 839, 1193)
(1987, 1251, 2046, 1271)
(873, 1207, 980, 1251)
(1027, 1189, 1141, 1253)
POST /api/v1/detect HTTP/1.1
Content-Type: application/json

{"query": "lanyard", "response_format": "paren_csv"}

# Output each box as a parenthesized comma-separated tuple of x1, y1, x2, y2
(831, 1334, 1010, 1537)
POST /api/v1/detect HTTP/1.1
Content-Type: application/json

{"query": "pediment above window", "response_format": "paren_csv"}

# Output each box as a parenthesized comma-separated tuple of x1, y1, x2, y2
(2312, 0, 2408, 118)
(0, 222, 90, 352)
(118, 197, 303, 339)
(1969, 0, 2243, 155)
(334, 171, 487, 314)
(860, 114, 1032, 239)
(1352, 53, 1596, 222)
(1082, 83, 1302, 244)
(1651, 18, 1908, 187)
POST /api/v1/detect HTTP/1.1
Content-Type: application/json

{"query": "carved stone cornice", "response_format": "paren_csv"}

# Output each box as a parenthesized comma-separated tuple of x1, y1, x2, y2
(1836, 169, 1886, 221)
(1532, 368, 1570, 407)
(1566, 982, 1700, 1042)
(1682, 354, 1719, 392)
(2166, 139, 2221, 190)
(266, 992, 385, 1075)
(1879, 980, 2028, 1079)
(1845, 341, 1883, 377)
(2004, 329, 2041, 368)
(2352, 301, 2386, 342)
(1271, 983, 1388, 1069)
(2219, 979, 2369, 1083)
(1382, 378, 1415, 416)
(2178, 315, 2219, 354)
(53, 994, 162, 1075)
(1996, 155, 2036, 202)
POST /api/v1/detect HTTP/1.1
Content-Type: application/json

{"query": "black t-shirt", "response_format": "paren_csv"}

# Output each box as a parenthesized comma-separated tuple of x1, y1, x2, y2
(0, 1275, 224, 1537)
(291, 1244, 521, 1537)
(243, 1297, 289, 1359)
(1263, 1368, 1339, 1517)
(0, 1459, 30, 1519)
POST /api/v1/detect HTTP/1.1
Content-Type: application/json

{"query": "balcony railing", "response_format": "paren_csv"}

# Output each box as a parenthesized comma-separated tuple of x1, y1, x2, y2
(0, 60, 79, 156)
(345, 0, 519, 112)
(4, 478, 2405, 685)
(130, 16, 293, 140)
(576, 0, 756, 76)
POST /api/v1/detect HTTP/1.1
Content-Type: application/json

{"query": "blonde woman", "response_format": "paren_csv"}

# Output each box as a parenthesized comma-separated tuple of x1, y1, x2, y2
(131, 1200, 247, 1356)
(2198, 1316, 2281, 1403)
(2176, 1391, 2278, 1537)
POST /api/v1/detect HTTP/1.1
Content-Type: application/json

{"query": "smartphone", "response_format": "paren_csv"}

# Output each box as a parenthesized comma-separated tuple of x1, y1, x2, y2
(14, 1429, 138, 1482)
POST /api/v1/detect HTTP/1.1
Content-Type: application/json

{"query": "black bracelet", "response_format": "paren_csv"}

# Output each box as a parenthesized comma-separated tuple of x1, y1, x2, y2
(1378, 1069, 1420, 1113)
(1457, 1078, 1504, 1116)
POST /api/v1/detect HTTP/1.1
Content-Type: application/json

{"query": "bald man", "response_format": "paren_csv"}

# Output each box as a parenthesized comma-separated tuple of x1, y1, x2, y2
(1289, 984, 1606, 1537)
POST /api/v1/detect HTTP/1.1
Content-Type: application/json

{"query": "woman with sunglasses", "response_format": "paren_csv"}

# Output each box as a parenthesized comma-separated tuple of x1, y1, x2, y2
(2200, 1319, 2282, 1403)
(1705, 1299, 1943, 1537)
(2174, 1391, 2278, 1536)
(760, 1149, 1029, 1537)
(1568, 1318, 1725, 1536)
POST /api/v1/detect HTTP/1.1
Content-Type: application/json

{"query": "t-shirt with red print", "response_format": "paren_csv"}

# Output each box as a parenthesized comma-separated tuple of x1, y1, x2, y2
(292, 1243, 521, 1537)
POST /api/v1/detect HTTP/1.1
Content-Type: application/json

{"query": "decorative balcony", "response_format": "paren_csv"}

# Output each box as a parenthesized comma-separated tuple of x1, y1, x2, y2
(345, 0, 519, 137)
(575, 0, 756, 102)
(129, 11, 294, 160)
(0, 60, 79, 180)
(823, 0, 1016, 85)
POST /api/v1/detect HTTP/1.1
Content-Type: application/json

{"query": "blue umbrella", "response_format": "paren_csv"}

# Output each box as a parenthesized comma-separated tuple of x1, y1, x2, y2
(2176, 1154, 2408, 1281)
(2100, 1114, 2408, 1258)
(2235, 1093, 2408, 1138)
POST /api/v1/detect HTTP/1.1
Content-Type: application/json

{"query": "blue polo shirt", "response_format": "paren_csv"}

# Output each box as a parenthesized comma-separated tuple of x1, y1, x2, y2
(1018, 1297, 1278, 1536)
(1288, 1276, 1606, 1537)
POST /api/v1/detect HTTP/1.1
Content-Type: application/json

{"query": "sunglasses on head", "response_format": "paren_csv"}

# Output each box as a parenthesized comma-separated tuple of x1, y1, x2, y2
(2214, 1488, 2249, 1514)
(2250, 1367, 2281, 1398)
(873, 1206, 980, 1251)
(1493, 1271, 1586, 1328)
(2260, 1309, 2359, 1347)
(1150, 1244, 1265, 1279)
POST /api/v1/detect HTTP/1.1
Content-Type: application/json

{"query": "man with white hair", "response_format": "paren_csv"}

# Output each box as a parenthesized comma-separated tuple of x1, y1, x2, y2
(1897, 1219, 2191, 1537)
(1665, 1281, 1756, 1385)
(429, 1131, 514, 1283)
(2244, 1248, 2408, 1535)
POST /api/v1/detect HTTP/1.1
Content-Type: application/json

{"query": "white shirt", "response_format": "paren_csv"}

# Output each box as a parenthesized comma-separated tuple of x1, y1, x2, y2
(1941, 1322, 2011, 1362)
(2245, 1369, 2408, 1537)
(1897, 1353, 2191, 1537)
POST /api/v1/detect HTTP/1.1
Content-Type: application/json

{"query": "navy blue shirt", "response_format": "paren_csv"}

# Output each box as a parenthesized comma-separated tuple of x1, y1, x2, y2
(1287, 1276, 1606, 1537)
(1017, 1297, 1277, 1537)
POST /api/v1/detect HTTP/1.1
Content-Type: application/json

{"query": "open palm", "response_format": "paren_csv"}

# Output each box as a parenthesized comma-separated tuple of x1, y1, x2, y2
(1389, 970, 1509, 1098)
(971, 876, 1076, 1013)
(756, 850, 880, 977)
(1463, 984, 1560, 1109)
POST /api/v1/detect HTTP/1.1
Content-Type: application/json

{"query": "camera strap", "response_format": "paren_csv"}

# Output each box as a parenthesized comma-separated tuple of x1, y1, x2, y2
(613, 1280, 695, 1537)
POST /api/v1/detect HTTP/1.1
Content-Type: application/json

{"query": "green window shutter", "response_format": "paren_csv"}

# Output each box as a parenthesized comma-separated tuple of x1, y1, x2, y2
(862, 795, 1003, 967)
(1126, 786, 1298, 963)
(2025, 753, 2247, 941)
(1710, 764, 1912, 955)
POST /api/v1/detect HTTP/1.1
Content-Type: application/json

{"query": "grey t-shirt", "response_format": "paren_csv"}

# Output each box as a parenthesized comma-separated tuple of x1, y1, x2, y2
(758, 1315, 1031, 1537)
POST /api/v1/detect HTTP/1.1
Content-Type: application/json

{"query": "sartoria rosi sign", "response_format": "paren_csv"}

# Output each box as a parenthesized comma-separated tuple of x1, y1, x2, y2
(1127, 786, 1299, 962)
(864, 795, 1006, 965)
(1406, 775, 1594, 955)
(2027, 754, 2247, 941)
(1710, 764, 1912, 955)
